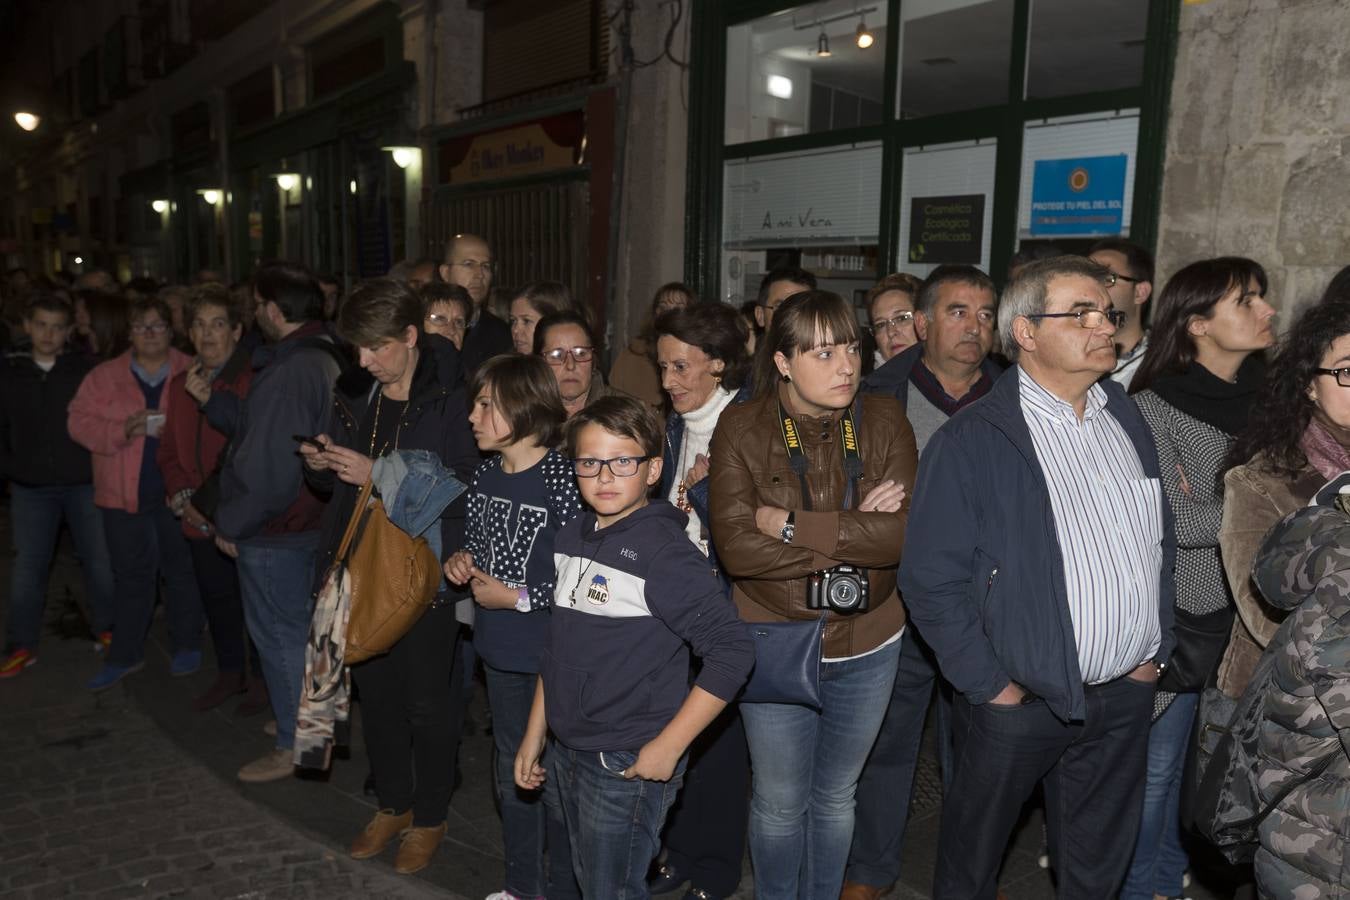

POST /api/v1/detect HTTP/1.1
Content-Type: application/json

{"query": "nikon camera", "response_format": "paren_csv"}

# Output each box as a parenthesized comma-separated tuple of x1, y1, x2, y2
(806, 565, 869, 613)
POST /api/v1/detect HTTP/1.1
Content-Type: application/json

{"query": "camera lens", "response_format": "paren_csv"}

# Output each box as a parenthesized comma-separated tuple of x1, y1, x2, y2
(829, 577, 859, 610)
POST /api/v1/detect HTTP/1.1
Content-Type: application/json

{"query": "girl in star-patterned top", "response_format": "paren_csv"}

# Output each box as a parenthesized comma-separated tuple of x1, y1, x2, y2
(444, 354, 582, 900)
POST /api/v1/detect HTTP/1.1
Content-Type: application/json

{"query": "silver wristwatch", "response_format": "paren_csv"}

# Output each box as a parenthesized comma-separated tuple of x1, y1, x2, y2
(779, 511, 796, 544)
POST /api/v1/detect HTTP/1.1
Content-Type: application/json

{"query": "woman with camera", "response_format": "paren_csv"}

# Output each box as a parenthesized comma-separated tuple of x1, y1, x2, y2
(709, 290, 917, 899)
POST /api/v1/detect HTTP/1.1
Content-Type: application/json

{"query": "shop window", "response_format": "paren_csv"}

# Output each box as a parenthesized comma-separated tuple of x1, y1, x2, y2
(720, 142, 882, 306)
(1025, 0, 1147, 101)
(725, 2, 889, 146)
(1018, 110, 1139, 242)
(896, 139, 997, 279)
(897, 0, 1015, 119)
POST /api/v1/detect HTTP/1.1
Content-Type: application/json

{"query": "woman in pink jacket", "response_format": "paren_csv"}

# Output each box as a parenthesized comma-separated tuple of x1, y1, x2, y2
(68, 296, 203, 691)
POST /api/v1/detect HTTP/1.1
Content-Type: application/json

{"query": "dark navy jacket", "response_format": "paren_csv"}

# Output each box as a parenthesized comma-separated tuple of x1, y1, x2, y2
(861, 342, 1005, 411)
(0, 350, 96, 486)
(543, 501, 754, 752)
(659, 384, 752, 590)
(898, 366, 1177, 723)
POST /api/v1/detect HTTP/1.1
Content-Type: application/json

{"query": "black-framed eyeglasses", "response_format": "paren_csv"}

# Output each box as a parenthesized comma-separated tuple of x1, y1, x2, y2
(867, 312, 916, 335)
(1024, 308, 1128, 330)
(572, 456, 647, 478)
(543, 346, 595, 365)
(1104, 271, 1144, 287)
(1315, 367, 1350, 387)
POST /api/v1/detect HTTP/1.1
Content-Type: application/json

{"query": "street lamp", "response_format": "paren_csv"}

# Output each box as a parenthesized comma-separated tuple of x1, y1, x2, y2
(198, 189, 221, 206)
(383, 146, 420, 169)
(151, 199, 169, 214)
(14, 112, 39, 131)
(274, 173, 299, 192)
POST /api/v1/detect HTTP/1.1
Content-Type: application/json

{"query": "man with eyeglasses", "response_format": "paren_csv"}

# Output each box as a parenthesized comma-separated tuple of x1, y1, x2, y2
(753, 265, 817, 332)
(844, 264, 1004, 900)
(1088, 238, 1154, 389)
(901, 256, 1175, 899)
(439, 233, 511, 374)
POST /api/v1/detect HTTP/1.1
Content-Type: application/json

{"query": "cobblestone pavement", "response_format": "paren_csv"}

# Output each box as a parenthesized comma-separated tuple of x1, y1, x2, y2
(0, 496, 1239, 899)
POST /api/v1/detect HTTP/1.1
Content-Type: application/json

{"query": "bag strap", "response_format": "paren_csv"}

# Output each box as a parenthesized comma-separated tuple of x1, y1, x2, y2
(334, 480, 375, 563)
(1233, 742, 1343, 834)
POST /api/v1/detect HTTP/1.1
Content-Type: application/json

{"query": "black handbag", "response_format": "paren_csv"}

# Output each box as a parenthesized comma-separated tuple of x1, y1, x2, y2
(738, 615, 825, 708)
(1158, 606, 1234, 693)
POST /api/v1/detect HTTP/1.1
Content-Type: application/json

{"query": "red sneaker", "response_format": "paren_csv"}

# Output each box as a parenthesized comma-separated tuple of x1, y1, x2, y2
(95, 631, 112, 652)
(0, 648, 36, 679)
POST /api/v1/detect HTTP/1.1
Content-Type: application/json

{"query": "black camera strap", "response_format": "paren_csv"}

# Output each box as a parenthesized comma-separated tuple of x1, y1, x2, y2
(776, 395, 864, 512)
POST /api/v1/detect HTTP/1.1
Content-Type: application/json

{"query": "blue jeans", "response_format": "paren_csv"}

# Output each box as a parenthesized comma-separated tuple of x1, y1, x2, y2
(847, 630, 950, 887)
(740, 636, 902, 900)
(553, 741, 687, 899)
(6, 483, 114, 650)
(235, 536, 317, 751)
(485, 667, 579, 899)
(1121, 692, 1199, 900)
(102, 505, 203, 667)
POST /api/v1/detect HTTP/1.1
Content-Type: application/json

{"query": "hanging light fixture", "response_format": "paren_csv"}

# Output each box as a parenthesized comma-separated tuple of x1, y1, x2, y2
(855, 15, 875, 49)
(816, 29, 832, 57)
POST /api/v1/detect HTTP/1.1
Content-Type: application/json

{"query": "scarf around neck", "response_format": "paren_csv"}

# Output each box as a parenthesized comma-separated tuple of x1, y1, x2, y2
(1301, 413, 1350, 479)
(1148, 357, 1263, 437)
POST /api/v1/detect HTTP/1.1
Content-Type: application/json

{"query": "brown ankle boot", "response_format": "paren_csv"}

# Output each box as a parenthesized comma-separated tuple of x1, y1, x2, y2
(350, 809, 413, 860)
(393, 822, 446, 874)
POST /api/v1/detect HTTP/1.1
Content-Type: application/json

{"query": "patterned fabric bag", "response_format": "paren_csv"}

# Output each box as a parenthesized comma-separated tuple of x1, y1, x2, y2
(294, 552, 353, 769)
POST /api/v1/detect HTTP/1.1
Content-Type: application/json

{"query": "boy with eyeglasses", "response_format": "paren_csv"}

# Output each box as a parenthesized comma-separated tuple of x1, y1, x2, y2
(515, 395, 753, 899)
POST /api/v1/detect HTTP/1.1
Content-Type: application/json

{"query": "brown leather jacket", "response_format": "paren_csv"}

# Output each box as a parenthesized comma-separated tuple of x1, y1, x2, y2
(1216, 456, 1322, 697)
(708, 384, 918, 658)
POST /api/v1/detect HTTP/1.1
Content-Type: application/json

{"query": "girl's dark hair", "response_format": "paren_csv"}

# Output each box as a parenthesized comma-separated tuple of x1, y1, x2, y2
(338, 278, 422, 347)
(653, 303, 751, 391)
(1224, 298, 1350, 479)
(468, 354, 567, 448)
(80, 291, 128, 359)
(533, 310, 601, 356)
(752, 290, 859, 398)
(1131, 256, 1268, 394)
(563, 394, 664, 459)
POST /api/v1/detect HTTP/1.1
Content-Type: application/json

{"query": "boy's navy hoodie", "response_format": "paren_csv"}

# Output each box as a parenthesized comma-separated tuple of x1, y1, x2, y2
(544, 500, 754, 752)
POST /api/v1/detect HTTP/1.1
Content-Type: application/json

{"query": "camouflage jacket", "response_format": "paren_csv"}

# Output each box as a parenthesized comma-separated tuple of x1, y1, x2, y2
(1250, 503, 1350, 898)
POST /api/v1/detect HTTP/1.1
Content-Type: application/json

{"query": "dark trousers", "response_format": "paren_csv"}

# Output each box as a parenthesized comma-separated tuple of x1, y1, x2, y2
(934, 676, 1154, 900)
(353, 603, 459, 827)
(847, 630, 952, 887)
(659, 704, 751, 896)
(186, 536, 257, 674)
(102, 505, 203, 667)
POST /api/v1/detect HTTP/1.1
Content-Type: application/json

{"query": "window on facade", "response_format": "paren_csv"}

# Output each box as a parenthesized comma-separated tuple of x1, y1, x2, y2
(484, 0, 605, 103)
(1025, 0, 1147, 101)
(897, 0, 1014, 119)
(896, 139, 997, 279)
(1018, 110, 1139, 245)
(720, 142, 882, 307)
(725, 2, 889, 146)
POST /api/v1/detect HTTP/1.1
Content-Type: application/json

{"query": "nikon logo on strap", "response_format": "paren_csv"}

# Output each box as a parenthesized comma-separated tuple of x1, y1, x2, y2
(841, 415, 858, 453)
(782, 416, 802, 451)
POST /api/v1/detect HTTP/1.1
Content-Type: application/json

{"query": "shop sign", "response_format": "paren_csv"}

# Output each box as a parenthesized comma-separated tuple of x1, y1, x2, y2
(1030, 154, 1127, 236)
(722, 144, 882, 247)
(908, 194, 985, 264)
(439, 112, 584, 186)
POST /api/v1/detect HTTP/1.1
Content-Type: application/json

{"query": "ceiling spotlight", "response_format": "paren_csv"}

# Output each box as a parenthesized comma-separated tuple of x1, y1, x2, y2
(274, 173, 298, 192)
(816, 30, 832, 57)
(856, 18, 875, 49)
(151, 199, 169, 214)
(14, 111, 39, 131)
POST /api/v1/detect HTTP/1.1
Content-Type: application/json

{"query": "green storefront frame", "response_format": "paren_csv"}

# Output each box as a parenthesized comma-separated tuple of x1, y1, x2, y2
(683, 0, 1181, 299)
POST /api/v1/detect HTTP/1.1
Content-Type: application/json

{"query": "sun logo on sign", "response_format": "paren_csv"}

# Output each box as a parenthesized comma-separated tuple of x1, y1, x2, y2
(1068, 167, 1091, 193)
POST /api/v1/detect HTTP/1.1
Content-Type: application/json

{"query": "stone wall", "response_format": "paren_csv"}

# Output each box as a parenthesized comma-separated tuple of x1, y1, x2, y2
(1156, 0, 1350, 313)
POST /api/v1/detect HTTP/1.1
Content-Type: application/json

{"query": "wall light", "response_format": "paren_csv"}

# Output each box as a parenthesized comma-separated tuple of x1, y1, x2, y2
(274, 173, 298, 192)
(74, 256, 83, 265)
(198, 189, 221, 206)
(14, 111, 39, 131)
(151, 199, 169, 214)
(855, 18, 875, 49)
(767, 74, 794, 100)
(383, 146, 420, 169)
(349, 179, 358, 195)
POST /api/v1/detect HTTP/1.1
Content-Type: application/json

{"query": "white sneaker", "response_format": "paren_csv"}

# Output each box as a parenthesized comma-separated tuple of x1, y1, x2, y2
(263, 719, 277, 737)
